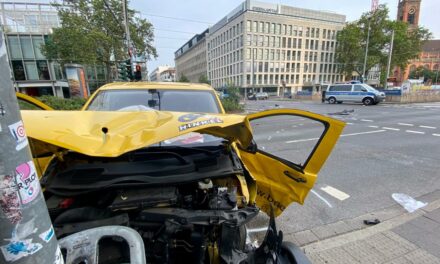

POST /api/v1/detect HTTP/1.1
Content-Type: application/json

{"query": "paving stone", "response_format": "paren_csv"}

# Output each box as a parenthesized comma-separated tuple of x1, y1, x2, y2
(282, 233, 300, 246)
(305, 253, 327, 264)
(316, 247, 359, 264)
(341, 240, 386, 264)
(393, 221, 440, 258)
(364, 232, 414, 261)
(404, 249, 440, 264)
(382, 231, 418, 251)
(383, 256, 412, 264)
(311, 221, 353, 240)
(422, 199, 440, 212)
(292, 230, 319, 246)
(424, 208, 440, 224)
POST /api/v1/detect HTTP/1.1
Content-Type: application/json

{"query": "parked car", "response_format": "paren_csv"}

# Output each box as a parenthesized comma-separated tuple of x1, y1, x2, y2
(248, 92, 269, 100)
(325, 83, 386, 105)
(18, 84, 345, 263)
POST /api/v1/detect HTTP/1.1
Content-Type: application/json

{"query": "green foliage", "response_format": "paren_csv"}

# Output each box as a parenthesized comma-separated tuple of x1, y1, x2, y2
(220, 84, 243, 113)
(37, 96, 86, 110)
(42, 0, 157, 81)
(336, 4, 432, 80)
(409, 66, 439, 82)
(178, 75, 190, 82)
(198, 74, 210, 84)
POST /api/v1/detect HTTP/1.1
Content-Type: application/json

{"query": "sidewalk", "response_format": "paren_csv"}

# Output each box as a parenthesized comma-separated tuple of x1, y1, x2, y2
(284, 190, 440, 263)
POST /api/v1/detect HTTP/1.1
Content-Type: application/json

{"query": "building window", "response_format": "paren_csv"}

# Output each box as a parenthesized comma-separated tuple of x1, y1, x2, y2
(270, 23, 275, 34)
(253, 21, 258, 33)
(24, 61, 39, 80)
(12, 60, 26, 80)
(7, 36, 22, 59)
(20, 36, 34, 59)
(407, 13, 415, 25)
(259, 22, 264, 33)
(36, 60, 50, 80)
(247, 20, 251, 32)
(276, 24, 281, 35)
(265, 22, 270, 33)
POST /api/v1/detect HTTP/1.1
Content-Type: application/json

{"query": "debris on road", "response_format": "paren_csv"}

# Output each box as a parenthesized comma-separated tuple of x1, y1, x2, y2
(328, 109, 355, 115)
(363, 219, 380, 225)
(392, 193, 427, 213)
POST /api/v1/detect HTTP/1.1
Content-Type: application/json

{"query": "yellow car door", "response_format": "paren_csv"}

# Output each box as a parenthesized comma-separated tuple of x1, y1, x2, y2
(16, 93, 54, 176)
(237, 109, 345, 216)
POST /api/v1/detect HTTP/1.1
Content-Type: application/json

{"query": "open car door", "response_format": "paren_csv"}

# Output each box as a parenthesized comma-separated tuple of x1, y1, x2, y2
(16, 92, 53, 110)
(237, 109, 345, 216)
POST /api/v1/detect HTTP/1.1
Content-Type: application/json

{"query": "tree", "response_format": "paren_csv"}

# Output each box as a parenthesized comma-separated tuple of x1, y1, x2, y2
(178, 75, 189, 82)
(42, 0, 157, 82)
(336, 5, 431, 80)
(409, 66, 437, 82)
(198, 74, 210, 84)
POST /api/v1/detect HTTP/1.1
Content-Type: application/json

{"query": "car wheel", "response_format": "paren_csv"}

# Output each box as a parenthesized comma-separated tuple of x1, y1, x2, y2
(328, 97, 336, 104)
(363, 97, 374, 105)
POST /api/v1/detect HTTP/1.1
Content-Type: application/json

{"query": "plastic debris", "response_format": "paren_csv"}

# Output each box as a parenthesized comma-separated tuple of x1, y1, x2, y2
(392, 193, 427, 213)
(363, 219, 380, 225)
(328, 109, 355, 116)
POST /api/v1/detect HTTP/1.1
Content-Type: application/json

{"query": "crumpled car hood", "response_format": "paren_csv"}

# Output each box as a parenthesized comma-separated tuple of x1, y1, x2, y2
(21, 110, 253, 157)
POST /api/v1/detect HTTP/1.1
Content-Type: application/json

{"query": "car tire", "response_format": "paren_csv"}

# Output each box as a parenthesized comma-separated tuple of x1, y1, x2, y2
(363, 97, 374, 106)
(328, 97, 336, 104)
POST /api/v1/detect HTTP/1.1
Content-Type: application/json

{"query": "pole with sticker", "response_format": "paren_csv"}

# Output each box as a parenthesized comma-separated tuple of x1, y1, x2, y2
(0, 30, 63, 263)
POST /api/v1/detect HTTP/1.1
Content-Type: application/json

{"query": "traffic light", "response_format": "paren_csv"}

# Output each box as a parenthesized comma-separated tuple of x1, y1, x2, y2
(117, 62, 128, 81)
(125, 59, 133, 81)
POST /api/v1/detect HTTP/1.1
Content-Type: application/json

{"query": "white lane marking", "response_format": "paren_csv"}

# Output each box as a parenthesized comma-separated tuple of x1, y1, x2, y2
(419, 125, 437, 129)
(286, 130, 386, 143)
(311, 189, 333, 208)
(346, 122, 353, 125)
(351, 118, 358, 120)
(247, 227, 268, 233)
(320, 186, 350, 201)
(340, 130, 386, 137)
(382, 127, 400, 131)
(432, 133, 440, 137)
(267, 136, 272, 141)
(406, 130, 425, 134)
(286, 137, 319, 144)
(398, 123, 414, 126)
(361, 119, 373, 122)
(368, 125, 379, 128)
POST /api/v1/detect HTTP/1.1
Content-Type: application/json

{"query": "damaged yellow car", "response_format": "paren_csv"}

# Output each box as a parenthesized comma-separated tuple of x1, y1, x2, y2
(19, 83, 344, 264)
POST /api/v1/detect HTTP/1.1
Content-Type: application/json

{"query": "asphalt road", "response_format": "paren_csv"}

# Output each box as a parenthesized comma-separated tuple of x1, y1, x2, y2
(244, 100, 440, 236)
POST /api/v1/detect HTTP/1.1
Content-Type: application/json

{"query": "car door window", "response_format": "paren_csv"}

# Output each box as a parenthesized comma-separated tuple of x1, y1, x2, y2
(250, 114, 325, 169)
(353, 85, 366, 92)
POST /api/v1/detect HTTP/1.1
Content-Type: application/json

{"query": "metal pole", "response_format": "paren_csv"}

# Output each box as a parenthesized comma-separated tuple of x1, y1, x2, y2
(384, 30, 395, 90)
(122, 0, 133, 78)
(362, 18, 371, 83)
(0, 31, 62, 263)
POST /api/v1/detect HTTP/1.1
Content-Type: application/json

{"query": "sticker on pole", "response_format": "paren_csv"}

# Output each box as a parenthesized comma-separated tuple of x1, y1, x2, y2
(15, 161, 40, 204)
(53, 246, 64, 264)
(0, 239, 43, 262)
(0, 175, 22, 224)
(8, 121, 28, 151)
(39, 226, 55, 243)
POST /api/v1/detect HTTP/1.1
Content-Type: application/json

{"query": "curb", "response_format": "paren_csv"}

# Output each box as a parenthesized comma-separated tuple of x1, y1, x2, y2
(283, 190, 440, 248)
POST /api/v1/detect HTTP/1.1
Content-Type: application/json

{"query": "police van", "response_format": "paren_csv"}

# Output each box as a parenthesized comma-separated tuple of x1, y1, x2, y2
(325, 83, 386, 105)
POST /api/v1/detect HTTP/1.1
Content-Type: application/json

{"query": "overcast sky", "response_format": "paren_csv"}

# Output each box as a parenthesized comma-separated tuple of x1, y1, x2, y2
(130, 0, 440, 73)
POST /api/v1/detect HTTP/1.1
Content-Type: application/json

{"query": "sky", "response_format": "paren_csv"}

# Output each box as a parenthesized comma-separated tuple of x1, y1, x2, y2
(130, 0, 440, 73)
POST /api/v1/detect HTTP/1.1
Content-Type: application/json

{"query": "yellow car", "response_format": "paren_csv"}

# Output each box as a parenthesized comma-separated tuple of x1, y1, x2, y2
(18, 83, 344, 264)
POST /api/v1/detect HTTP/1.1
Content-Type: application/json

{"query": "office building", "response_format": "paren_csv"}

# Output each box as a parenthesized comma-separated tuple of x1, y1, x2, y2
(149, 65, 175, 81)
(206, 0, 346, 95)
(1, 1, 113, 97)
(174, 29, 208, 83)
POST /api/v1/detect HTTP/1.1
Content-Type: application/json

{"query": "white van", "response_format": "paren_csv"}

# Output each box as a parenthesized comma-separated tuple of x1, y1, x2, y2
(325, 83, 385, 105)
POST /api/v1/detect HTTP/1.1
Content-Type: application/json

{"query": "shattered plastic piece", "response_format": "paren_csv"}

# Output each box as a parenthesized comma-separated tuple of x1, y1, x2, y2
(392, 193, 427, 213)
(363, 219, 380, 225)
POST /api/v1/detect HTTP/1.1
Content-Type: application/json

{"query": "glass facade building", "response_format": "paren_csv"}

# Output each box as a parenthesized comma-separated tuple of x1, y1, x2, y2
(1, 1, 109, 97)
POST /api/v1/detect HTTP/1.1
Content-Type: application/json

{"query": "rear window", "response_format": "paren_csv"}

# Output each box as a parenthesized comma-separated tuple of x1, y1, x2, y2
(86, 89, 220, 113)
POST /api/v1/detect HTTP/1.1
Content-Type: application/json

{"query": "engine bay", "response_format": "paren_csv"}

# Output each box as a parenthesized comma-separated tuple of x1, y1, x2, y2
(41, 145, 284, 263)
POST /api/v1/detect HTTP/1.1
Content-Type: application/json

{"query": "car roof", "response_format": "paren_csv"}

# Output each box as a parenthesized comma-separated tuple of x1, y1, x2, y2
(96, 82, 214, 91)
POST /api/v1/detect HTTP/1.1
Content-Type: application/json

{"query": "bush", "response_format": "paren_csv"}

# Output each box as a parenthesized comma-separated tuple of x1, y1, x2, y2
(220, 84, 243, 113)
(37, 95, 86, 110)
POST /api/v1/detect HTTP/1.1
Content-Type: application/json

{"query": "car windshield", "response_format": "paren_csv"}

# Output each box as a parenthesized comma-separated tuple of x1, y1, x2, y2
(87, 89, 220, 113)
